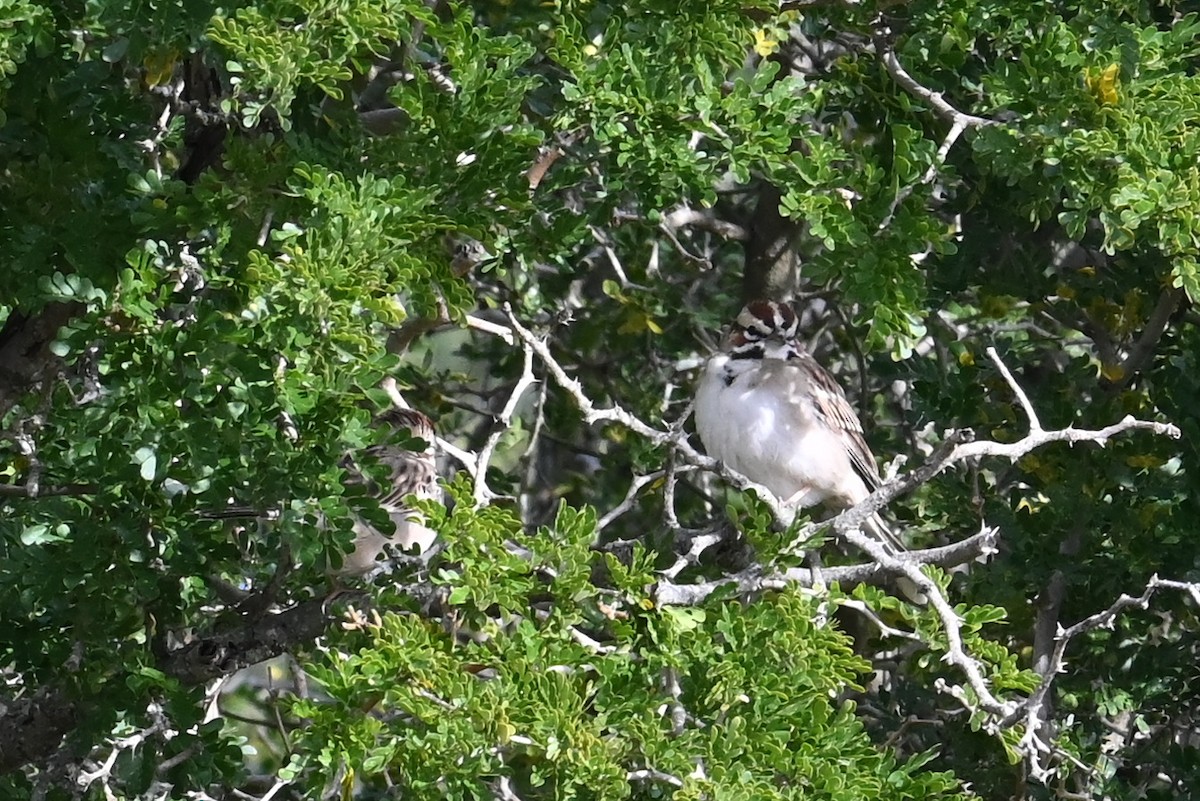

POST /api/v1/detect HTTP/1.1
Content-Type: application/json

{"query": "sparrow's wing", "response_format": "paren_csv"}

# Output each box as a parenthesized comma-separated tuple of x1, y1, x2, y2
(776, 353, 906, 551)
(345, 408, 439, 509)
(371, 448, 439, 509)
(785, 351, 882, 490)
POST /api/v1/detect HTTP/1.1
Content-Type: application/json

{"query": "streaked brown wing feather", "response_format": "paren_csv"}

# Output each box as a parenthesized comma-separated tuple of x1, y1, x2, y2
(790, 352, 882, 489)
(345, 409, 439, 508)
(372, 449, 438, 508)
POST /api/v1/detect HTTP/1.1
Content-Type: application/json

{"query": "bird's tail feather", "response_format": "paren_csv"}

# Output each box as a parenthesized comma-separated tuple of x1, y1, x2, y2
(865, 512, 906, 553)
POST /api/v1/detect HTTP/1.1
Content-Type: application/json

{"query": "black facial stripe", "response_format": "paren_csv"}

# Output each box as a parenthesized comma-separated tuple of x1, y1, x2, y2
(774, 304, 797, 336)
(745, 321, 771, 338)
(729, 343, 765, 360)
(738, 301, 796, 336)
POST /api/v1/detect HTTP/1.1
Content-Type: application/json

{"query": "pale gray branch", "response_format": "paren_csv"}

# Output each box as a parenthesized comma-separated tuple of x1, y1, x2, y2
(627, 768, 684, 788)
(1016, 575, 1200, 780)
(878, 117, 969, 232)
(987, 346, 1042, 430)
(660, 207, 748, 241)
(472, 339, 538, 506)
(877, 45, 998, 129)
(654, 526, 996, 605)
(597, 470, 667, 532)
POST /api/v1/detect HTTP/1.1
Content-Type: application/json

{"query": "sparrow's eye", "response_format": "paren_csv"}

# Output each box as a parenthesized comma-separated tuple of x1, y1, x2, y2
(743, 320, 772, 339)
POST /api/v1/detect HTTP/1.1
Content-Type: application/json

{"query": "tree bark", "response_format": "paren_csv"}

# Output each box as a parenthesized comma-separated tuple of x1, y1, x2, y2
(0, 301, 81, 417)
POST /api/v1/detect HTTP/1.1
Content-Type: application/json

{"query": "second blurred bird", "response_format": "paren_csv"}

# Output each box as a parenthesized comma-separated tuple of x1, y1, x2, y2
(333, 408, 442, 578)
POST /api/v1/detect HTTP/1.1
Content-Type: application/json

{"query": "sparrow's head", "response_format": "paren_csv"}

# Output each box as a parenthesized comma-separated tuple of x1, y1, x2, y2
(377, 408, 436, 451)
(725, 300, 800, 352)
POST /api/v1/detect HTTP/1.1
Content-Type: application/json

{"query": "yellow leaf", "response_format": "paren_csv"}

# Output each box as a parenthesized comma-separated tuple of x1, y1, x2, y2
(957, 348, 975, 367)
(753, 28, 778, 57)
(1098, 63, 1120, 104)
(1126, 454, 1165, 469)
(1085, 64, 1120, 105)
(1055, 283, 1076, 300)
(143, 48, 179, 88)
(617, 310, 662, 335)
(980, 294, 1017, 318)
(1100, 361, 1125, 382)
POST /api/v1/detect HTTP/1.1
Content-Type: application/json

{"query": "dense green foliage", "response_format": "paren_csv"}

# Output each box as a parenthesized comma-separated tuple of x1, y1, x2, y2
(1, 1, 1198, 799)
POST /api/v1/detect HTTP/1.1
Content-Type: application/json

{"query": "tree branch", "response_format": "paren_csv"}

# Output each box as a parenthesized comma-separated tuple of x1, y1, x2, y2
(1015, 575, 1200, 780)
(987, 345, 1042, 429)
(1111, 286, 1183, 389)
(876, 43, 998, 130)
(872, 40, 1000, 232)
(654, 526, 996, 605)
(471, 338, 538, 506)
(660, 207, 748, 242)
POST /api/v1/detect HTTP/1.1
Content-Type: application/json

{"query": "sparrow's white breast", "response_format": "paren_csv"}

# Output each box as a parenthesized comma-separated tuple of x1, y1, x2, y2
(694, 354, 863, 507)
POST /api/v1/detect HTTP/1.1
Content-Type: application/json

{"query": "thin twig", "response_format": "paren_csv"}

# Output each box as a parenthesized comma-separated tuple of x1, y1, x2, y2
(838, 598, 924, 642)
(878, 117, 969, 231)
(472, 339, 538, 506)
(987, 346, 1042, 430)
(1015, 575, 1200, 780)
(627, 768, 684, 788)
(597, 471, 665, 532)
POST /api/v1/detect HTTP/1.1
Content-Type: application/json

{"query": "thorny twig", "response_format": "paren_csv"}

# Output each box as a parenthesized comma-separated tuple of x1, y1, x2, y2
(648, 537, 993, 599)
(844, 523, 1016, 720)
(1017, 575, 1200, 781)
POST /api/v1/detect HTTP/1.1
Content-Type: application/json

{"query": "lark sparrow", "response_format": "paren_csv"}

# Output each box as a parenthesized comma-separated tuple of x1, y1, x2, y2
(694, 300, 903, 551)
(335, 408, 441, 577)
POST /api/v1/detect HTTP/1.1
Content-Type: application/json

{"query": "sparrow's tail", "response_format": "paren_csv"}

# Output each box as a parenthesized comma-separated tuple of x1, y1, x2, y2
(865, 512, 906, 554)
